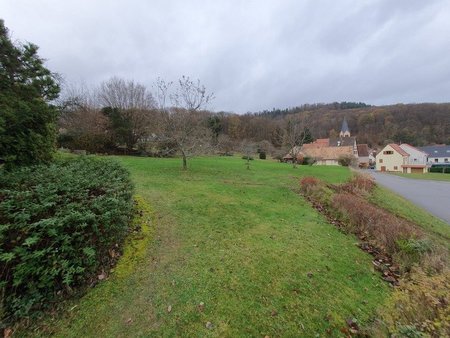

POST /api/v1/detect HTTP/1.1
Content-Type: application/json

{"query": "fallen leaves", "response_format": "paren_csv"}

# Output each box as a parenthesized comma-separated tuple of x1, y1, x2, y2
(98, 271, 106, 281)
(3, 328, 13, 338)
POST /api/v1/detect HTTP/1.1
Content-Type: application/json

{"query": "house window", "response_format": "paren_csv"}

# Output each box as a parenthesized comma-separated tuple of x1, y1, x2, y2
(394, 166, 398, 170)
(445, 158, 449, 163)
(379, 159, 383, 163)
(383, 150, 393, 155)
(435, 158, 439, 162)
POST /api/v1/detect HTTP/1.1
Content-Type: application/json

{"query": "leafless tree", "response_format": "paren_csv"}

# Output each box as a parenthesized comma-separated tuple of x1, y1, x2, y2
(240, 140, 256, 170)
(217, 134, 236, 156)
(283, 114, 311, 168)
(98, 77, 157, 150)
(99, 77, 155, 110)
(170, 76, 214, 112)
(154, 76, 214, 170)
(57, 83, 110, 152)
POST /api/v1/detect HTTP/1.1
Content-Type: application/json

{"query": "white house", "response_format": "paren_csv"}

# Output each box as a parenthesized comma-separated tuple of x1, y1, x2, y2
(376, 143, 427, 174)
(418, 145, 450, 164)
(399, 144, 428, 164)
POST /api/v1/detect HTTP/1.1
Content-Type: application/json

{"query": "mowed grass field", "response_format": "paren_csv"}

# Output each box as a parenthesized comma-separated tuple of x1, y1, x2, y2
(44, 156, 389, 337)
(391, 172, 450, 182)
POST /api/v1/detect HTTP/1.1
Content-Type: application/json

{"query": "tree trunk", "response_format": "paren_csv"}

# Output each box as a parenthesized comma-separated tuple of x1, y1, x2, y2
(182, 152, 187, 170)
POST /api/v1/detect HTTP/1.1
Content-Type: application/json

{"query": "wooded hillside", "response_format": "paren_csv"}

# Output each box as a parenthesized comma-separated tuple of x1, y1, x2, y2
(219, 103, 450, 147)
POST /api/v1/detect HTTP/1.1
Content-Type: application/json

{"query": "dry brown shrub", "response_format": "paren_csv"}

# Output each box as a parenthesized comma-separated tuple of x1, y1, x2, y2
(332, 193, 421, 256)
(421, 247, 449, 274)
(339, 174, 375, 195)
(299, 176, 320, 195)
(299, 176, 334, 208)
(381, 268, 450, 337)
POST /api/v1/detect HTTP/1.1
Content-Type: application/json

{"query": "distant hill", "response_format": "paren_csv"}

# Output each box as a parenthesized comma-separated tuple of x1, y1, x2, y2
(220, 102, 450, 147)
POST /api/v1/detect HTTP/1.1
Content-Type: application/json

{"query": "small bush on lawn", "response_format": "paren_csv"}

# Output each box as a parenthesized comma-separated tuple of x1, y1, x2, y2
(0, 157, 133, 323)
(300, 177, 320, 195)
(300, 156, 313, 165)
(299, 177, 333, 207)
(242, 156, 254, 160)
(337, 155, 357, 167)
(340, 175, 375, 195)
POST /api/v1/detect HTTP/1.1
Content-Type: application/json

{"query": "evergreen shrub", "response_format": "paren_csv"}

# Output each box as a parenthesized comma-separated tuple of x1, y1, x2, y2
(0, 157, 133, 322)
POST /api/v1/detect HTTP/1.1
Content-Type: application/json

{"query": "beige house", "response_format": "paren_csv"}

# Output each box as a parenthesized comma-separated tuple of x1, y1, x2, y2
(302, 145, 354, 165)
(376, 144, 427, 174)
(283, 118, 362, 166)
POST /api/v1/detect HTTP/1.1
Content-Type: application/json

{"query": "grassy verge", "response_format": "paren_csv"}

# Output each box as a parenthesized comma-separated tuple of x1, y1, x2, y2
(300, 174, 450, 336)
(390, 172, 450, 181)
(33, 156, 390, 337)
(24, 196, 155, 337)
(369, 186, 450, 249)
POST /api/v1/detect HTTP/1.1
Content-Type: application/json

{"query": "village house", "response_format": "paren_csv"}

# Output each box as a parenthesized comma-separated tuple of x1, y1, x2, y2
(356, 144, 370, 168)
(298, 117, 359, 165)
(375, 143, 427, 174)
(419, 144, 450, 164)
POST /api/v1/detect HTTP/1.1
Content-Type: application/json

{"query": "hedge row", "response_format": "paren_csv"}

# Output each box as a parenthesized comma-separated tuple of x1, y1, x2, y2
(429, 166, 450, 173)
(0, 157, 134, 323)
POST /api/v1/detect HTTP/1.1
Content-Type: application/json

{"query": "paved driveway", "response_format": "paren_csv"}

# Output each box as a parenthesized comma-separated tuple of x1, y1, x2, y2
(369, 171, 450, 224)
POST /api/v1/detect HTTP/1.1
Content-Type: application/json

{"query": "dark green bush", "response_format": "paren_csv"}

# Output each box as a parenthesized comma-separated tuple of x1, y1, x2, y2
(0, 157, 133, 323)
(429, 165, 450, 173)
(337, 155, 357, 167)
(241, 156, 254, 160)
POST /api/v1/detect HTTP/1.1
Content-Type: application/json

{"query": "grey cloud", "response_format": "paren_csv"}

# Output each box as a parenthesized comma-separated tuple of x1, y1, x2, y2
(2, 0, 450, 112)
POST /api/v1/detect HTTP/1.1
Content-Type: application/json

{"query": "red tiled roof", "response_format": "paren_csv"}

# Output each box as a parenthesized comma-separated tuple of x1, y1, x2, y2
(315, 138, 329, 145)
(303, 138, 329, 149)
(389, 144, 409, 156)
(301, 145, 354, 160)
(356, 144, 369, 157)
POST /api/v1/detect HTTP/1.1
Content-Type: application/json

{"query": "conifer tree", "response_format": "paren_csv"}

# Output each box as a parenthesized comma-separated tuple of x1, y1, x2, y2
(0, 20, 60, 167)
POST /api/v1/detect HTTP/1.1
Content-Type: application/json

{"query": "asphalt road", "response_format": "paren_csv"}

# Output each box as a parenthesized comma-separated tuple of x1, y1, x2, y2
(369, 171, 450, 224)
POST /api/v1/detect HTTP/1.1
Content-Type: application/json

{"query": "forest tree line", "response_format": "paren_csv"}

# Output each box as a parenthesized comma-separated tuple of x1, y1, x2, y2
(58, 76, 450, 161)
(225, 102, 450, 148)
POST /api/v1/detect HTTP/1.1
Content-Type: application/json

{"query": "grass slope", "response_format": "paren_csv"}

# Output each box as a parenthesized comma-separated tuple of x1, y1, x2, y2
(45, 157, 389, 337)
(390, 172, 450, 182)
(369, 186, 450, 249)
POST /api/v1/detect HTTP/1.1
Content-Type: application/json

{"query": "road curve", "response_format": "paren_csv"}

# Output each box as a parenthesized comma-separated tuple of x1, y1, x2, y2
(369, 172, 450, 224)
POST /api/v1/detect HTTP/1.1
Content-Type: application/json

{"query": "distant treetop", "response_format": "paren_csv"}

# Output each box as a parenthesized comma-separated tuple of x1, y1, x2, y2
(255, 102, 371, 118)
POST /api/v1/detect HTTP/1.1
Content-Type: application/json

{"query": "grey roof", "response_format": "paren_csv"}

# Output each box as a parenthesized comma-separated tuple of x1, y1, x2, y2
(329, 136, 356, 147)
(418, 145, 450, 158)
(341, 117, 350, 133)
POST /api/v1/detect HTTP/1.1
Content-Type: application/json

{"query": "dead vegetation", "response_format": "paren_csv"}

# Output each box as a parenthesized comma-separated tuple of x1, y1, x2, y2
(300, 174, 449, 337)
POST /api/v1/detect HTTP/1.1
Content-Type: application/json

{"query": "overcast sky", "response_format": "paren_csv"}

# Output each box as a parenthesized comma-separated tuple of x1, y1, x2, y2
(2, 0, 450, 113)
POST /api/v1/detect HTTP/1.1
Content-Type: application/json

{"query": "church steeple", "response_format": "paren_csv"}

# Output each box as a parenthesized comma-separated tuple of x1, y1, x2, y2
(340, 117, 350, 137)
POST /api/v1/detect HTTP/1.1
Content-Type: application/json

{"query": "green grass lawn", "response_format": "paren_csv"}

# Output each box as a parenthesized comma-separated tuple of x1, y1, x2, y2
(390, 172, 450, 182)
(41, 157, 389, 337)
